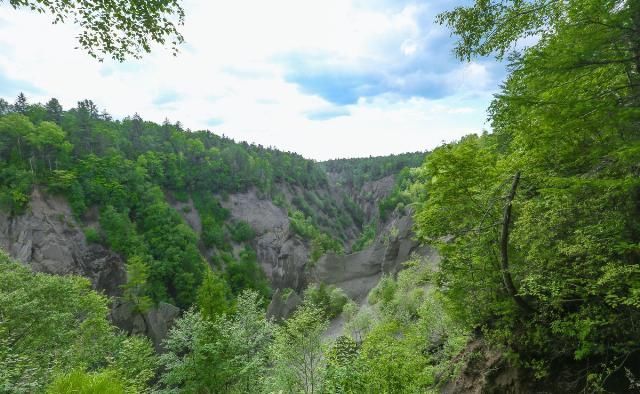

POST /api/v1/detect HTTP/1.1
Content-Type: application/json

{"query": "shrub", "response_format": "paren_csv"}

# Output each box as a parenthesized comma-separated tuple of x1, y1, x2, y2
(83, 227, 101, 244)
(304, 283, 349, 319)
(229, 220, 255, 243)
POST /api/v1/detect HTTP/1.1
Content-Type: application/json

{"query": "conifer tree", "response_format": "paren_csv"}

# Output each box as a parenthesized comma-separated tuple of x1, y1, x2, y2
(13, 93, 27, 114)
(45, 98, 63, 124)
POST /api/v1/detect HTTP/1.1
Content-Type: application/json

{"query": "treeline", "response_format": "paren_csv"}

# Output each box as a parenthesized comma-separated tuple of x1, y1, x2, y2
(0, 94, 327, 215)
(321, 151, 425, 188)
(0, 96, 349, 309)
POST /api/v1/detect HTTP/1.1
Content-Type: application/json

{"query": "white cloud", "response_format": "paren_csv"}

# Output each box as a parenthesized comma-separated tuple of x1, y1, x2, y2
(0, 0, 501, 160)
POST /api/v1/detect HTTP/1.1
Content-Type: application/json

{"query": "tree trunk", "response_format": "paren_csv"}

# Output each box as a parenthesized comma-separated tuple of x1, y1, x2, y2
(501, 171, 533, 312)
(630, 2, 640, 108)
(632, 2, 640, 77)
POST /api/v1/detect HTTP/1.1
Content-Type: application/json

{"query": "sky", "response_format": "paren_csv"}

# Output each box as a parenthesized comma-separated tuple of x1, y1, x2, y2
(0, 0, 504, 161)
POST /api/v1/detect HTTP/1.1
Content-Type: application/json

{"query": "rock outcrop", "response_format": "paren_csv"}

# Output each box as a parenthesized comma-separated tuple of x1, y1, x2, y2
(0, 188, 180, 349)
(223, 190, 311, 292)
(266, 288, 303, 322)
(326, 173, 396, 225)
(311, 206, 436, 301)
(0, 188, 125, 296)
(111, 300, 181, 351)
(1, 182, 431, 343)
(170, 197, 202, 235)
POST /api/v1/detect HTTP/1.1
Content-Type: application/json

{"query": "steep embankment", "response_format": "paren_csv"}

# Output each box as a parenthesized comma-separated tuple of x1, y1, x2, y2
(0, 187, 180, 348)
(0, 149, 428, 345)
(219, 177, 431, 319)
(0, 187, 125, 295)
(2, 175, 422, 309)
(311, 207, 433, 301)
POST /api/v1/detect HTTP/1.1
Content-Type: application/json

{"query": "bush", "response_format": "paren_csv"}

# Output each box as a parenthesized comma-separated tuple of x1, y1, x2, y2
(201, 216, 226, 249)
(290, 210, 343, 262)
(83, 227, 101, 244)
(304, 283, 349, 319)
(224, 247, 271, 301)
(229, 221, 255, 243)
(352, 223, 376, 252)
(0, 251, 156, 392)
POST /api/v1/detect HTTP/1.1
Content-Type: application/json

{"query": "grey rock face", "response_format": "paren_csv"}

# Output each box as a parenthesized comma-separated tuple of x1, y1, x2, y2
(224, 190, 289, 235)
(267, 288, 303, 322)
(312, 207, 437, 302)
(223, 190, 310, 292)
(0, 189, 181, 349)
(170, 198, 202, 235)
(221, 188, 438, 319)
(326, 173, 396, 226)
(353, 174, 396, 223)
(0, 188, 125, 296)
(111, 300, 181, 351)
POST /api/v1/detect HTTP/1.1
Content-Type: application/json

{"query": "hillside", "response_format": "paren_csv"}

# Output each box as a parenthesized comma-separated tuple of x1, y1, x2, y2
(0, 99, 423, 327)
(2, 0, 640, 392)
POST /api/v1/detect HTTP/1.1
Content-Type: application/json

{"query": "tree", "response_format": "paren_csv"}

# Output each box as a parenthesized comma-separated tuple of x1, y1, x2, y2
(222, 290, 274, 393)
(303, 282, 349, 319)
(0, 113, 33, 162)
(13, 93, 27, 114)
(77, 99, 99, 119)
(73, 100, 97, 154)
(122, 256, 153, 315)
(7, 0, 185, 61)
(26, 121, 72, 171)
(324, 336, 365, 393)
(225, 247, 271, 301)
(268, 303, 328, 394)
(415, 0, 640, 388)
(160, 291, 273, 393)
(129, 113, 145, 153)
(0, 250, 156, 392)
(357, 321, 434, 392)
(437, 0, 640, 92)
(0, 99, 9, 115)
(45, 98, 63, 124)
(196, 268, 232, 320)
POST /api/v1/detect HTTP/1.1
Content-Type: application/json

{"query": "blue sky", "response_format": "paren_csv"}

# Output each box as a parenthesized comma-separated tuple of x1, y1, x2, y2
(0, 0, 503, 160)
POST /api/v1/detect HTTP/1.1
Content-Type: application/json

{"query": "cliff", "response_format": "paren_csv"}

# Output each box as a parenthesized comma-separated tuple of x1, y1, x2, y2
(0, 174, 425, 343)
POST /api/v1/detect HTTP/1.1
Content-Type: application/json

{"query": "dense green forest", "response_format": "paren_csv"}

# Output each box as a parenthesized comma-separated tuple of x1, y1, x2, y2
(0, 95, 375, 308)
(413, 0, 640, 390)
(321, 152, 425, 188)
(2, 0, 640, 392)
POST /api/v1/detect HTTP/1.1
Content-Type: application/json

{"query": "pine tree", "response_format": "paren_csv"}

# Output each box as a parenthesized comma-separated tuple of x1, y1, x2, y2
(14, 93, 27, 114)
(0, 98, 9, 115)
(45, 98, 63, 124)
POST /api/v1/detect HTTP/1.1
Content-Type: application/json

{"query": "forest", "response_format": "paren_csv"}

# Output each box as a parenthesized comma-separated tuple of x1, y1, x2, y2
(1, 0, 640, 392)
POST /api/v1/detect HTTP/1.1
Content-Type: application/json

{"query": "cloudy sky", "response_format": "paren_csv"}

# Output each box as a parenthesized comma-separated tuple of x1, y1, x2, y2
(0, 0, 503, 160)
